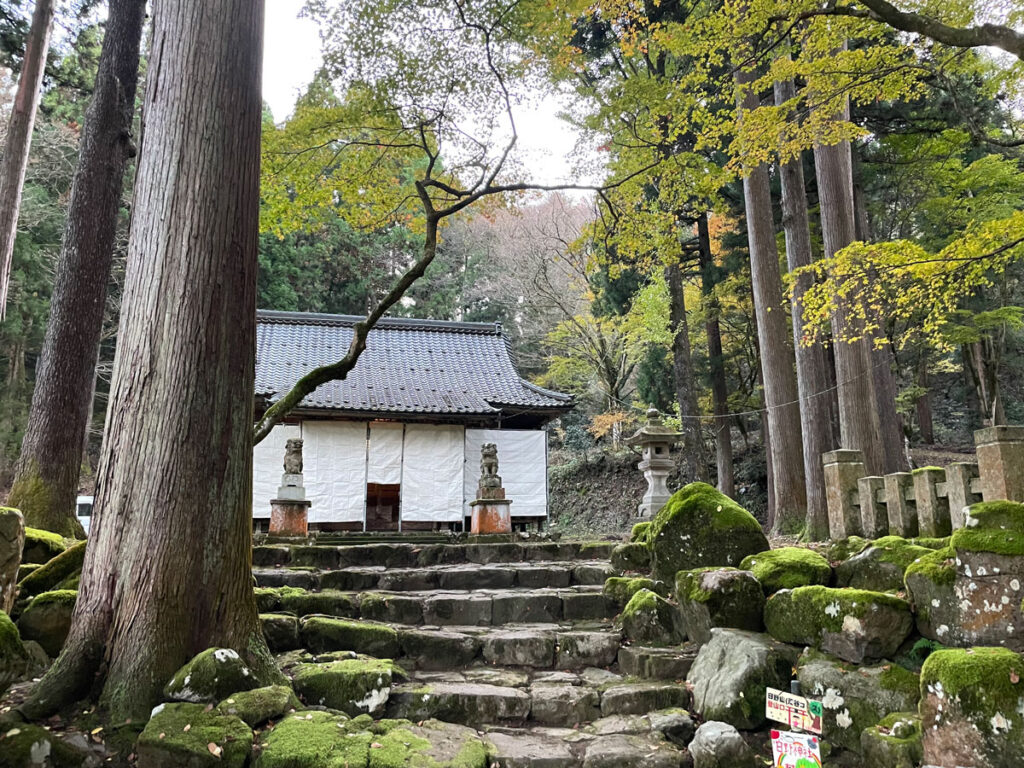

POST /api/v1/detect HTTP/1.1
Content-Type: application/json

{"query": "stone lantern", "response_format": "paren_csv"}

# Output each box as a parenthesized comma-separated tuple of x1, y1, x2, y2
(625, 408, 682, 519)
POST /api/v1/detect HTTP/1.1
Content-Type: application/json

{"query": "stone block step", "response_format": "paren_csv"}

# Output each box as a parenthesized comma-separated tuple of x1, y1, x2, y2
(617, 644, 699, 681)
(255, 585, 618, 626)
(484, 730, 689, 768)
(386, 669, 690, 730)
(252, 540, 617, 570)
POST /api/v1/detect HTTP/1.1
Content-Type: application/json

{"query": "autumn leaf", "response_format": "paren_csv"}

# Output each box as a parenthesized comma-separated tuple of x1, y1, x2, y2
(208, 742, 223, 758)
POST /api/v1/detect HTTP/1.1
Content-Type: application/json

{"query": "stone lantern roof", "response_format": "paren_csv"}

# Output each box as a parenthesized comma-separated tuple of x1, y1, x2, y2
(625, 408, 683, 445)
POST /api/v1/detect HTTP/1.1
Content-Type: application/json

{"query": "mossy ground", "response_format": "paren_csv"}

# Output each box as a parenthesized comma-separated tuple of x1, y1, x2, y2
(739, 547, 831, 592)
(254, 710, 370, 768)
(137, 702, 252, 767)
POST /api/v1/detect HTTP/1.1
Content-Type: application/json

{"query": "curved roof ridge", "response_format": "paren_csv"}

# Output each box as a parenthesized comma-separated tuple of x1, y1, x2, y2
(256, 308, 502, 335)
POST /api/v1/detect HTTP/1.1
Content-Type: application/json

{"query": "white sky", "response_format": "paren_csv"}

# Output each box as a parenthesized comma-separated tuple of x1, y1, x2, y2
(261, 0, 597, 187)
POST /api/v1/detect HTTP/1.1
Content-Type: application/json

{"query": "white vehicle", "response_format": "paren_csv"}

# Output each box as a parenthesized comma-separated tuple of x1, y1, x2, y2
(75, 495, 94, 534)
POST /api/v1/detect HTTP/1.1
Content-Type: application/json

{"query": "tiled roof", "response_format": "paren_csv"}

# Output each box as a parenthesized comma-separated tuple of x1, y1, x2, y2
(255, 310, 574, 417)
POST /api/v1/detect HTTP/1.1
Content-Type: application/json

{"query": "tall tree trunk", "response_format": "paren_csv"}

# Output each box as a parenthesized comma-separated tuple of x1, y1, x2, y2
(853, 149, 908, 471)
(774, 80, 835, 540)
(697, 214, 734, 496)
(916, 353, 934, 444)
(8, 0, 146, 538)
(666, 258, 707, 483)
(813, 97, 887, 474)
(0, 0, 54, 320)
(22, 0, 280, 722)
(735, 69, 806, 533)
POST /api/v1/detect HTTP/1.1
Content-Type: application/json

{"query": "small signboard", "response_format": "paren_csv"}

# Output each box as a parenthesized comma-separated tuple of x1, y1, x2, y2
(765, 687, 823, 734)
(770, 730, 823, 768)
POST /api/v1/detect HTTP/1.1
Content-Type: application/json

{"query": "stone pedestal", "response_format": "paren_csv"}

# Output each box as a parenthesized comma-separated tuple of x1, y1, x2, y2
(636, 455, 674, 520)
(269, 471, 310, 537)
(269, 499, 310, 537)
(822, 449, 866, 539)
(975, 425, 1024, 502)
(470, 486, 511, 534)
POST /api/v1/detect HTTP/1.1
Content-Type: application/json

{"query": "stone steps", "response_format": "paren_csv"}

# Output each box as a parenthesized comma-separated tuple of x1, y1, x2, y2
(253, 540, 617, 570)
(253, 559, 614, 592)
(483, 723, 694, 768)
(257, 585, 618, 626)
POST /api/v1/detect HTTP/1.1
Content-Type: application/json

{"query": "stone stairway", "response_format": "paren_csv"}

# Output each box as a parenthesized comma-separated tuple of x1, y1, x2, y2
(254, 537, 698, 766)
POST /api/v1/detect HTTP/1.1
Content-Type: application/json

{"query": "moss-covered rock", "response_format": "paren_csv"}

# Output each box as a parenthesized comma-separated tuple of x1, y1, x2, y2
(366, 719, 488, 767)
(16, 589, 75, 657)
(618, 589, 680, 646)
(763, 587, 912, 663)
(21, 527, 66, 564)
(254, 710, 369, 768)
(603, 576, 667, 608)
(610, 542, 651, 574)
(261, 612, 300, 652)
(0, 609, 30, 697)
(835, 537, 934, 592)
(687, 628, 799, 729)
(137, 702, 253, 768)
(255, 586, 282, 613)
(954, 501, 1024, 556)
(16, 539, 85, 605)
(797, 654, 920, 753)
(279, 589, 358, 618)
(647, 483, 769, 584)
(0, 723, 97, 768)
(300, 616, 400, 657)
(903, 546, 961, 645)
(826, 536, 869, 564)
(861, 713, 924, 768)
(920, 647, 1024, 768)
(16, 563, 40, 582)
(164, 647, 263, 704)
(739, 547, 831, 594)
(676, 568, 764, 644)
(630, 522, 651, 544)
(217, 684, 301, 727)
(292, 658, 395, 717)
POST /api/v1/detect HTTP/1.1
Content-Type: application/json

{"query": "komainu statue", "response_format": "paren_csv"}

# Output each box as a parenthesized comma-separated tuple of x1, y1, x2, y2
(283, 438, 304, 474)
(480, 443, 500, 488)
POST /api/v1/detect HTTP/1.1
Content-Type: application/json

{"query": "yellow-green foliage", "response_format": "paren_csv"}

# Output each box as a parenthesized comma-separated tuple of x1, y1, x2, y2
(740, 547, 832, 593)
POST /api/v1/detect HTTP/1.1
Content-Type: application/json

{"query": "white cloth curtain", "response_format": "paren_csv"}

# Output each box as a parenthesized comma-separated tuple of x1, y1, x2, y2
(302, 421, 368, 524)
(251, 423, 301, 517)
(402, 423, 465, 522)
(464, 429, 548, 519)
(367, 422, 404, 485)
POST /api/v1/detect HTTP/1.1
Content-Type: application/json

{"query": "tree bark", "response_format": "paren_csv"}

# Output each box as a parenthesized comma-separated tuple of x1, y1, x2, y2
(916, 353, 934, 444)
(697, 214, 734, 496)
(0, 0, 54, 320)
(735, 69, 806, 533)
(666, 258, 708, 483)
(8, 0, 146, 538)
(813, 96, 888, 475)
(774, 81, 835, 540)
(21, 0, 280, 722)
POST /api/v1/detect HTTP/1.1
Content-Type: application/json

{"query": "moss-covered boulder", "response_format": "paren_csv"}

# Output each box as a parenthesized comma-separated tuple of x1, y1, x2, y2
(0, 609, 30, 697)
(835, 536, 933, 592)
(300, 616, 400, 657)
(254, 710, 369, 768)
(260, 613, 300, 652)
(826, 536, 869, 564)
(648, 483, 769, 584)
(164, 647, 263, 704)
(21, 527, 66, 564)
(0, 723, 98, 768)
(763, 587, 912, 664)
(137, 702, 253, 768)
(618, 589, 681, 646)
(366, 719, 488, 767)
(739, 547, 831, 594)
(603, 576, 667, 608)
(255, 586, 282, 613)
(797, 654, 920, 753)
(16, 539, 85, 604)
(217, 684, 301, 727)
(630, 522, 651, 543)
(903, 545, 960, 644)
(920, 647, 1024, 768)
(610, 542, 651, 574)
(687, 629, 799, 730)
(676, 568, 764, 645)
(861, 713, 924, 768)
(292, 658, 395, 717)
(16, 589, 75, 657)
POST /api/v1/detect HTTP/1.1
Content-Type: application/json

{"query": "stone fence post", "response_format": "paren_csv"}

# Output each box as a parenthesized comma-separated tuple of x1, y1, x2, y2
(857, 477, 887, 538)
(942, 462, 981, 529)
(975, 426, 1024, 502)
(913, 468, 950, 538)
(884, 473, 917, 537)
(823, 450, 865, 539)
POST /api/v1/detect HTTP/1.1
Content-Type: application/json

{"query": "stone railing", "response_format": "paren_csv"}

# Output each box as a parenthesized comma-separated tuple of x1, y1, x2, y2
(822, 425, 1024, 540)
